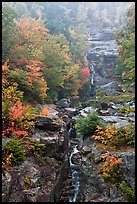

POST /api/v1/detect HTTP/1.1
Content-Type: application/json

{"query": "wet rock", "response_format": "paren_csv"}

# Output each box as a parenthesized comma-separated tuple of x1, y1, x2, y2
(56, 98, 70, 108)
(2, 138, 12, 149)
(32, 132, 48, 142)
(64, 107, 78, 117)
(79, 106, 97, 117)
(82, 145, 92, 155)
(8, 191, 27, 202)
(96, 101, 109, 110)
(4, 154, 63, 202)
(91, 143, 102, 162)
(23, 187, 41, 202)
(2, 171, 12, 202)
(118, 152, 135, 180)
(110, 196, 125, 202)
(99, 81, 122, 96)
(35, 116, 61, 131)
(99, 115, 130, 128)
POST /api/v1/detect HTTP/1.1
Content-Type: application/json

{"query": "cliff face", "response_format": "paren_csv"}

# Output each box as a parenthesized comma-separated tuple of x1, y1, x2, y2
(86, 28, 118, 90)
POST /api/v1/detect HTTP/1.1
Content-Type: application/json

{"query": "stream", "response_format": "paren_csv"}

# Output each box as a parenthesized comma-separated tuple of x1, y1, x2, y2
(69, 144, 80, 202)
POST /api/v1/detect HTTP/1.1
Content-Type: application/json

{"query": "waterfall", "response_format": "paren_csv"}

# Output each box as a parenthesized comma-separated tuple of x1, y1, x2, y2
(69, 145, 79, 166)
(89, 63, 96, 97)
(90, 63, 95, 85)
(69, 144, 80, 202)
(69, 170, 80, 202)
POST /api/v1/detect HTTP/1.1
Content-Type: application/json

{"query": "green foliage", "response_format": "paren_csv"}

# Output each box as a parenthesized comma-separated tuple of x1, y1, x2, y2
(115, 59, 125, 76)
(2, 3, 90, 102)
(118, 105, 132, 114)
(75, 112, 105, 137)
(96, 93, 134, 104)
(81, 99, 96, 108)
(3, 139, 26, 165)
(27, 139, 46, 160)
(119, 181, 135, 202)
(2, 5, 17, 61)
(115, 3, 135, 86)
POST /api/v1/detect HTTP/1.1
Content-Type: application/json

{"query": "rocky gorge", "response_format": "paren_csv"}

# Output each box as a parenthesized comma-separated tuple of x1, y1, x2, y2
(2, 96, 135, 202)
(2, 28, 135, 202)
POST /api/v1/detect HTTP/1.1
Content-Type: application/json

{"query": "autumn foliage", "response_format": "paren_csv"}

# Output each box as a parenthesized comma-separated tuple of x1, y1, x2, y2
(7, 18, 48, 102)
(98, 152, 123, 182)
(2, 6, 91, 140)
(80, 66, 90, 84)
(2, 62, 37, 138)
(92, 124, 134, 147)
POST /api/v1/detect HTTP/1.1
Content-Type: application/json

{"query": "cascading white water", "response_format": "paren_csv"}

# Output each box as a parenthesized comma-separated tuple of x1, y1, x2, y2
(69, 144, 80, 202)
(90, 63, 95, 85)
(69, 145, 79, 166)
(69, 170, 80, 202)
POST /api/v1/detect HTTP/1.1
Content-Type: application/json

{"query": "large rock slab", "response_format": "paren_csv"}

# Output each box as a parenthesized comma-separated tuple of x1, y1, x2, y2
(99, 81, 122, 96)
(118, 151, 135, 179)
(35, 116, 61, 131)
(79, 106, 97, 117)
(64, 107, 78, 118)
(99, 115, 132, 128)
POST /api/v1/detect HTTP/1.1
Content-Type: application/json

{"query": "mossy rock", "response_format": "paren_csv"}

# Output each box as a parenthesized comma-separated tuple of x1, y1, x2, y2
(97, 93, 134, 104)
(82, 99, 96, 108)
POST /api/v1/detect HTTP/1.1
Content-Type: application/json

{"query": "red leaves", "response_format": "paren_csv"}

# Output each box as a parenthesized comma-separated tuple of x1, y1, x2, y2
(12, 130, 28, 137)
(9, 101, 24, 120)
(80, 66, 90, 84)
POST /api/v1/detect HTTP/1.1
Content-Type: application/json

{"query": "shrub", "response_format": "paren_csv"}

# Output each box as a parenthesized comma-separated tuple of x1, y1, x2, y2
(119, 105, 133, 114)
(92, 123, 135, 147)
(98, 152, 123, 183)
(119, 181, 135, 202)
(26, 139, 46, 160)
(23, 176, 31, 189)
(96, 93, 134, 104)
(2, 139, 26, 166)
(75, 112, 105, 137)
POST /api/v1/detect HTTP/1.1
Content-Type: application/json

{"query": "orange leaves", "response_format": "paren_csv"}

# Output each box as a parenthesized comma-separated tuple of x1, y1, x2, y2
(12, 130, 28, 137)
(9, 101, 24, 120)
(39, 107, 50, 117)
(98, 152, 123, 182)
(92, 124, 118, 146)
(80, 66, 90, 84)
(15, 17, 48, 45)
(7, 17, 48, 102)
(2, 60, 9, 84)
(2, 61, 9, 72)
